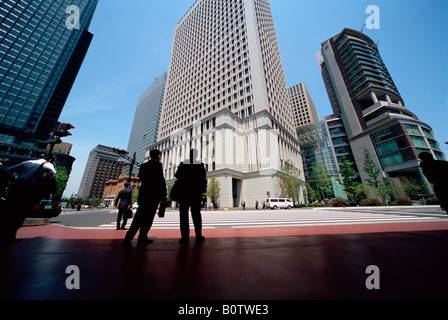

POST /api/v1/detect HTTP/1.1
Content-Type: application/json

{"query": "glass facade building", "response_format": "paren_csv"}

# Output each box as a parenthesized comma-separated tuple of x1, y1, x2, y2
(0, 0, 98, 164)
(318, 28, 445, 186)
(126, 72, 167, 170)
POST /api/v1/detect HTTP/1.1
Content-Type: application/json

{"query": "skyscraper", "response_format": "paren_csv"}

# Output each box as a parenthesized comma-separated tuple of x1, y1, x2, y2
(289, 83, 319, 128)
(126, 72, 167, 170)
(318, 28, 445, 186)
(0, 0, 98, 165)
(77, 145, 125, 200)
(150, 0, 304, 207)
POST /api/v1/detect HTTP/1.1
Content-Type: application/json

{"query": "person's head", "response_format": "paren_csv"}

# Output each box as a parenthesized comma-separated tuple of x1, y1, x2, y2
(418, 152, 434, 162)
(124, 182, 130, 188)
(43, 154, 54, 163)
(150, 149, 162, 162)
(190, 148, 198, 160)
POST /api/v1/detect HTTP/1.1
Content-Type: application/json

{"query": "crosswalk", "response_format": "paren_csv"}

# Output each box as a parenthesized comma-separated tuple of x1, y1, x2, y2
(97, 207, 448, 230)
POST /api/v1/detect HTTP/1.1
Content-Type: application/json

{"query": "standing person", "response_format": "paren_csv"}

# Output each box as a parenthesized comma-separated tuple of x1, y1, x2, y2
(1, 155, 56, 243)
(124, 150, 166, 246)
(174, 149, 207, 244)
(241, 200, 246, 210)
(115, 183, 132, 230)
(419, 152, 448, 213)
(255, 200, 259, 210)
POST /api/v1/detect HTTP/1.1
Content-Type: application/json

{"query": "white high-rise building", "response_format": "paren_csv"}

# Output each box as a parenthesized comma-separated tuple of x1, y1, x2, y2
(149, 0, 304, 207)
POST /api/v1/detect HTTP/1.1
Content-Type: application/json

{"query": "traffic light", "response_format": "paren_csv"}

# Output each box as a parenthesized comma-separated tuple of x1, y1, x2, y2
(113, 148, 129, 156)
(55, 122, 75, 137)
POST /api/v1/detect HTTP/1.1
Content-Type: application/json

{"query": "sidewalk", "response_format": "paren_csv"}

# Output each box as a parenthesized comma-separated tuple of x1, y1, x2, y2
(1, 221, 448, 300)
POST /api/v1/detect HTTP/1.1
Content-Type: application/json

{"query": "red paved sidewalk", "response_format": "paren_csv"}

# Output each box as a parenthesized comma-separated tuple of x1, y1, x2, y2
(17, 220, 448, 240)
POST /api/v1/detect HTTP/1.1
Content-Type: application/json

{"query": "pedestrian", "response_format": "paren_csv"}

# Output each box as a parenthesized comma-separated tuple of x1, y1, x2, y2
(115, 182, 132, 230)
(174, 148, 207, 244)
(419, 152, 448, 213)
(241, 200, 246, 210)
(1, 154, 56, 243)
(124, 149, 166, 246)
(255, 200, 258, 210)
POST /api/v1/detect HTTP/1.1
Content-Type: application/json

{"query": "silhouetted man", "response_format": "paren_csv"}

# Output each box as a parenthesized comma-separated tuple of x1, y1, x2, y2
(174, 149, 207, 244)
(1, 155, 56, 243)
(115, 182, 132, 230)
(419, 152, 448, 213)
(124, 149, 166, 246)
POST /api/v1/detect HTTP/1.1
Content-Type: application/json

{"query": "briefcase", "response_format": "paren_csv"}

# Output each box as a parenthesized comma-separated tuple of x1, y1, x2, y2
(157, 201, 166, 218)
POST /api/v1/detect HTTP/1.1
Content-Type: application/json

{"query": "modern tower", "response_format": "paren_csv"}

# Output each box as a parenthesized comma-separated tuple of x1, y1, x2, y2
(77, 145, 125, 200)
(318, 28, 445, 186)
(150, 0, 304, 207)
(126, 72, 167, 171)
(288, 83, 319, 128)
(0, 0, 98, 165)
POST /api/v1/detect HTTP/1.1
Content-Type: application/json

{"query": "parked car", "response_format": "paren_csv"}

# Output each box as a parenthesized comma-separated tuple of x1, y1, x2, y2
(28, 200, 62, 218)
(266, 198, 293, 209)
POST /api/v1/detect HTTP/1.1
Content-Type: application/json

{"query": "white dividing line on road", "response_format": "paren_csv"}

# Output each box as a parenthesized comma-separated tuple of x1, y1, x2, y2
(94, 208, 448, 230)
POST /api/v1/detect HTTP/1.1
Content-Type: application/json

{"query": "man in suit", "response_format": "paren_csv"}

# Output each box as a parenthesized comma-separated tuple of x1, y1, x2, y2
(419, 152, 448, 213)
(2, 154, 56, 243)
(174, 148, 207, 244)
(115, 182, 132, 230)
(124, 149, 166, 246)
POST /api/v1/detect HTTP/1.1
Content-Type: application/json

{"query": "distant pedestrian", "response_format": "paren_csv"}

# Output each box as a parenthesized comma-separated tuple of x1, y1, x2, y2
(174, 149, 207, 244)
(419, 152, 448, 213)
(241, 201, 246, 210)
(115, 182, 132, 230)
(1, 155, 56, 243)
(255, 200, 258, 210)
(124, 149, 166, 246)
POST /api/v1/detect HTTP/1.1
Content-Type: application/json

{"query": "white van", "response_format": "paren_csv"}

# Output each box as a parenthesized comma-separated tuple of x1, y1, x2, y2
(266, 198, 293, 209)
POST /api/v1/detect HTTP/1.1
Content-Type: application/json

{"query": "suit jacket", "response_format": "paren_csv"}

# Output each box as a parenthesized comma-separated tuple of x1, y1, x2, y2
(116, 188, 132, 209)
(174, 162, 207, 200)
(138, 159, 166, 204)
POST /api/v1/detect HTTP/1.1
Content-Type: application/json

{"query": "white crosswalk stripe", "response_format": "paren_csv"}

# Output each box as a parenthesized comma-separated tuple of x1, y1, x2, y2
(97, 207, 448, 229)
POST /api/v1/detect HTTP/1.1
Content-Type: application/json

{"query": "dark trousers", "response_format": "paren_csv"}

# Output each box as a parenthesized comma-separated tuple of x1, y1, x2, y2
(116, 208, 128, 228)
(2, 181, 41, 241)
(179, 200, 202, 240)
(124, 200, 159, 241)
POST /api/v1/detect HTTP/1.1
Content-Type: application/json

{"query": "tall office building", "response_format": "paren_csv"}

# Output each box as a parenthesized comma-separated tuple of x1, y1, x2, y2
(289, 83, 319, 128)
(126, 72, 167, 171)
(150, 0, 304, 207)
(78, 145, 125, 200)
(0, 0, 98, 165)
(318, 28, 445, 186)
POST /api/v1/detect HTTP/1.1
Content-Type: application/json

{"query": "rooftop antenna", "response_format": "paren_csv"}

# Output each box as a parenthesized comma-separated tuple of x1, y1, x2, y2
(361, 23, 366, 33)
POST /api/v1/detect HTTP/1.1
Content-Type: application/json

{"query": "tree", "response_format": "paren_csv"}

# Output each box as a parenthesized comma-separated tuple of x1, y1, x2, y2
(338, 156, 361, 203)
(278, 160, 303, 201)
(52, 166, 69, 202)
(310, 162, 332, 201)
(206, 177, 221, 205)
(362, 148, 393, 202)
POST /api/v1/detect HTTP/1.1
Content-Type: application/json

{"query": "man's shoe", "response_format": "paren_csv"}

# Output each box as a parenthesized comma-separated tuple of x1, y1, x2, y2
(195, 236, 206, 243)
(179, 238, 189, 245)
(137, 238, 154, 246)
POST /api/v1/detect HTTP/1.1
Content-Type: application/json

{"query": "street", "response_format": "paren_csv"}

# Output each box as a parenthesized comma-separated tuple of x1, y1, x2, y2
(50, 205, 448, 229)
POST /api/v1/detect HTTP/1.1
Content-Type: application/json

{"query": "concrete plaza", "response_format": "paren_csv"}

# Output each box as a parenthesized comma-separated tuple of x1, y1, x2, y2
(1, 206, 448, 302)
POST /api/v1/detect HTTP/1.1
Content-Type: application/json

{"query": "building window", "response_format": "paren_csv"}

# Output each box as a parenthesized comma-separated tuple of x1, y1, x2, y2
(379, 151, 404, 167)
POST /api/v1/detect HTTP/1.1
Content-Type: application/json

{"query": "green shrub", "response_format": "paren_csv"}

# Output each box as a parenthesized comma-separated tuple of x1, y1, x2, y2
(392, 197, 413, 206)
(426, 197, 440, 205)
(361, 198, 381, 206)
(330, 198, 349, 207)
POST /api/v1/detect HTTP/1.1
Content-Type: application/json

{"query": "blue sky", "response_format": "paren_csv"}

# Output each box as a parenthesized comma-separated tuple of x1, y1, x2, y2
(60, 0, 448, 197)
